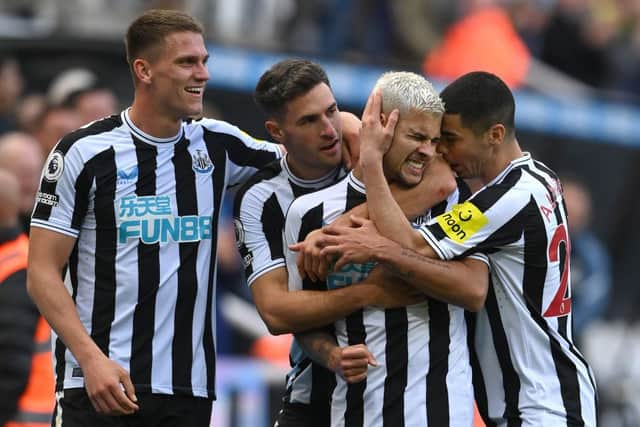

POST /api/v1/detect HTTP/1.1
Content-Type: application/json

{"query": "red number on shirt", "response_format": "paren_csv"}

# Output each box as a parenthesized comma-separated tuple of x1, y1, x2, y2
(543, 224, 572, 317)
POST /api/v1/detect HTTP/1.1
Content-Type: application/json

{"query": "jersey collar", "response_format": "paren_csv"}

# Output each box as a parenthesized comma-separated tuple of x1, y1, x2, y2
(281, 154, 344, 188)
(122, 109, 184, 146)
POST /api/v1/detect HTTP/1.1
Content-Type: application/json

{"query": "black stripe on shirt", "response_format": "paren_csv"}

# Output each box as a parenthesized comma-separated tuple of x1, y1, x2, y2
(465, 311, 496, 427)
(204, 128, 229, 397)
(383, 308, 408, 427)
(172, 137, 199, 395)
(297, 204, 325, 291)
(262, 193, 285, 260)
(521, 200, 549, 315)
(426, 299, 451, 426)
(130, 138, 159, 389)
(471, 168, 523, 213)
(220, 132, 279, 169)
(90, 148, 118, 358)
(344, 183, 367, 427)
(485, 281, 522, 425)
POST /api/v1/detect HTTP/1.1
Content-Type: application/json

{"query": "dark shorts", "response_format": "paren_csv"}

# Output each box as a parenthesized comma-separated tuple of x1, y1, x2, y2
(52, 388, 212, 427)
(274, 400, 330, 427)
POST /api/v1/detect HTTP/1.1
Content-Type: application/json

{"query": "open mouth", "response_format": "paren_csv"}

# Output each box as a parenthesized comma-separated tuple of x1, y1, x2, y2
(185, 86, 204, 95)
(320, 140, 339, 152)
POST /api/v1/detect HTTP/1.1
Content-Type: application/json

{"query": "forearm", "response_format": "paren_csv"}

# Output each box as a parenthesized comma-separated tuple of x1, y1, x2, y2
(295, 329, 340, 372)
(257, 285, 373, 335)
(27, 271, 103, 366)
(361, 154, 419, 247)
(376, 246, 488, 311)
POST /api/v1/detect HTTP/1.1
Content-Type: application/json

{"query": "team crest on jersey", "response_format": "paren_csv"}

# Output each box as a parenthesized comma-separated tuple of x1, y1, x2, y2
(436, 201, 488, 243)
(43, 151, 64, 182)
(192, 149, 213, 174)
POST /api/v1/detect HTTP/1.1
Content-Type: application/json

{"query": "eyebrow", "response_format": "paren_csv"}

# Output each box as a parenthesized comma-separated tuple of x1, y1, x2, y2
(295, 102, 337, 125)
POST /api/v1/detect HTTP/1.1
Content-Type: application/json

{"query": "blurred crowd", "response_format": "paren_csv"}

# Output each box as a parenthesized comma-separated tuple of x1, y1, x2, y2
(1, 0, 640, 102)
(0, 1, 638, 426)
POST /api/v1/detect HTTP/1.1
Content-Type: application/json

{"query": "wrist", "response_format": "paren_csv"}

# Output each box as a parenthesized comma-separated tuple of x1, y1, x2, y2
(73, 342, 105, 367)
(359, 150, 384, 170)
(327, 346, 341, 373)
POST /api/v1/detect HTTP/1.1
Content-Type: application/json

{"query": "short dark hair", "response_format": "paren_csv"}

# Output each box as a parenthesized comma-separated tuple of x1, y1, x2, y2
(125, 9, 204, 66)
(254, 59, 330, 117)
(440, 71, 515, 137)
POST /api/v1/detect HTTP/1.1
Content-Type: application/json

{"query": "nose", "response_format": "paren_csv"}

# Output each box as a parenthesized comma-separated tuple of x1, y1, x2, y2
(436, 142, 447, 155)
(417, 141, 436, 157)
(196, 61, 210, 82)
(320, 115, 338, 139)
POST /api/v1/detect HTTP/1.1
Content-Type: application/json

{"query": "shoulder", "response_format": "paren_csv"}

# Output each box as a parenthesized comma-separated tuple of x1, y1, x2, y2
(287, 177, 347, 219)
(56, 115, 124, 155)
(234, 161, 286, 217)
(186, 117, 267, 142)
(235, 160, 284, 201)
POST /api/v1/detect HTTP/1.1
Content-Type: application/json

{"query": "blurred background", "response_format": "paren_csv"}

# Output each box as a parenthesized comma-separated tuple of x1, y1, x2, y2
(0, 0, 639, 426)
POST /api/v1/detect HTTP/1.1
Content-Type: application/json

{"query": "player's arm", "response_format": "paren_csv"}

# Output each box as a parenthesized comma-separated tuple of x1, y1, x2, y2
(291, 159, 456, 282)
(295, 330, 376, 384)
(319, 218, 489, 311)
(339, 111, 361, 171)
(27, 228, 139, 415)
(251, 266, 423, 335)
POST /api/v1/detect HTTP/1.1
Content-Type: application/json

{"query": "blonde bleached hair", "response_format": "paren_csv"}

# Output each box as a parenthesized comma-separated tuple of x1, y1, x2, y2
(373, 71, 444, 117)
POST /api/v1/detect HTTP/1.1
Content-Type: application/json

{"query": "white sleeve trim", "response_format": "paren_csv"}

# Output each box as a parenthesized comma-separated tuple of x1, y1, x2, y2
(30, 220, 79, 238)
(246, 260, 286, 287)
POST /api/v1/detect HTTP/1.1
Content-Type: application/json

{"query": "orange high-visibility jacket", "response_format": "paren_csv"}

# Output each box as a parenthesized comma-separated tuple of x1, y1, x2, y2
(1, 234, 55, 427)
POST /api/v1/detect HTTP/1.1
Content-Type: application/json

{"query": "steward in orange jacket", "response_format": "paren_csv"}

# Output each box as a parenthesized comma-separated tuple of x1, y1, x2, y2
(0, 231, 55, 427)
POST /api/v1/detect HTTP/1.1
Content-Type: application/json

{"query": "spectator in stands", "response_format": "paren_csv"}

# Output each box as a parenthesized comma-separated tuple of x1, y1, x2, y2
(15, 94, 47, 134)
(0, 55, 24, 134)
(562, 176, 612, 344)
(0, 168, 55, 427)
(47, 68, 118, 124)
(0, 132, 44, 232)
(540, 0, 611, 88)
(30, 104, 81, 154)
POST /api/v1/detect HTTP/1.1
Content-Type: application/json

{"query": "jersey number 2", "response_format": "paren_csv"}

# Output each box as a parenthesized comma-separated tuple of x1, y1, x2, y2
(544, 224, 571, 317)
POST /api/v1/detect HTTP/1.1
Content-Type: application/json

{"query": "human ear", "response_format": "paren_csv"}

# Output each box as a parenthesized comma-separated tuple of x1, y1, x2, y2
(265, 120, 284, 142)
(133, 59, 152, 84)
(488, 123, 505, 145)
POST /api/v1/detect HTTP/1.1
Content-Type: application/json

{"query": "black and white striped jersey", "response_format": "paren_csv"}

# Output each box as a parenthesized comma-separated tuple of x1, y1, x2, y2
(233, 154, 345, 286)
(284, 172, 478, 427)
(233, 155, 345, 413)
(31, 109, 281, 398)
(419, 153, 598, 426)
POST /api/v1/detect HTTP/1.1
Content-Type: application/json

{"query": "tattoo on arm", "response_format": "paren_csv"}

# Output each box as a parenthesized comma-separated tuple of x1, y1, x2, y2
(385, 248, 451, 279)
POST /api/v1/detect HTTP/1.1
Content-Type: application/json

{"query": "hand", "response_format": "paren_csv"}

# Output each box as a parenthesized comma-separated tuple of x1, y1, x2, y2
(339, 111, 361, 171)
(81, 353, 139, 415)
(359, 266, 426, 308)
(329, 344, 377, 384)
(288, 229, 332, 282)
(359, 90, 398, 165)
(319, 216, 399, 272)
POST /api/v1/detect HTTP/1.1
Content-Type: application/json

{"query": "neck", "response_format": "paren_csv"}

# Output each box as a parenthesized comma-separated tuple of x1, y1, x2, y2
(285, 155, 338, 181)
(482, 138, 523, 184)
(129, 97, 182, 138)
